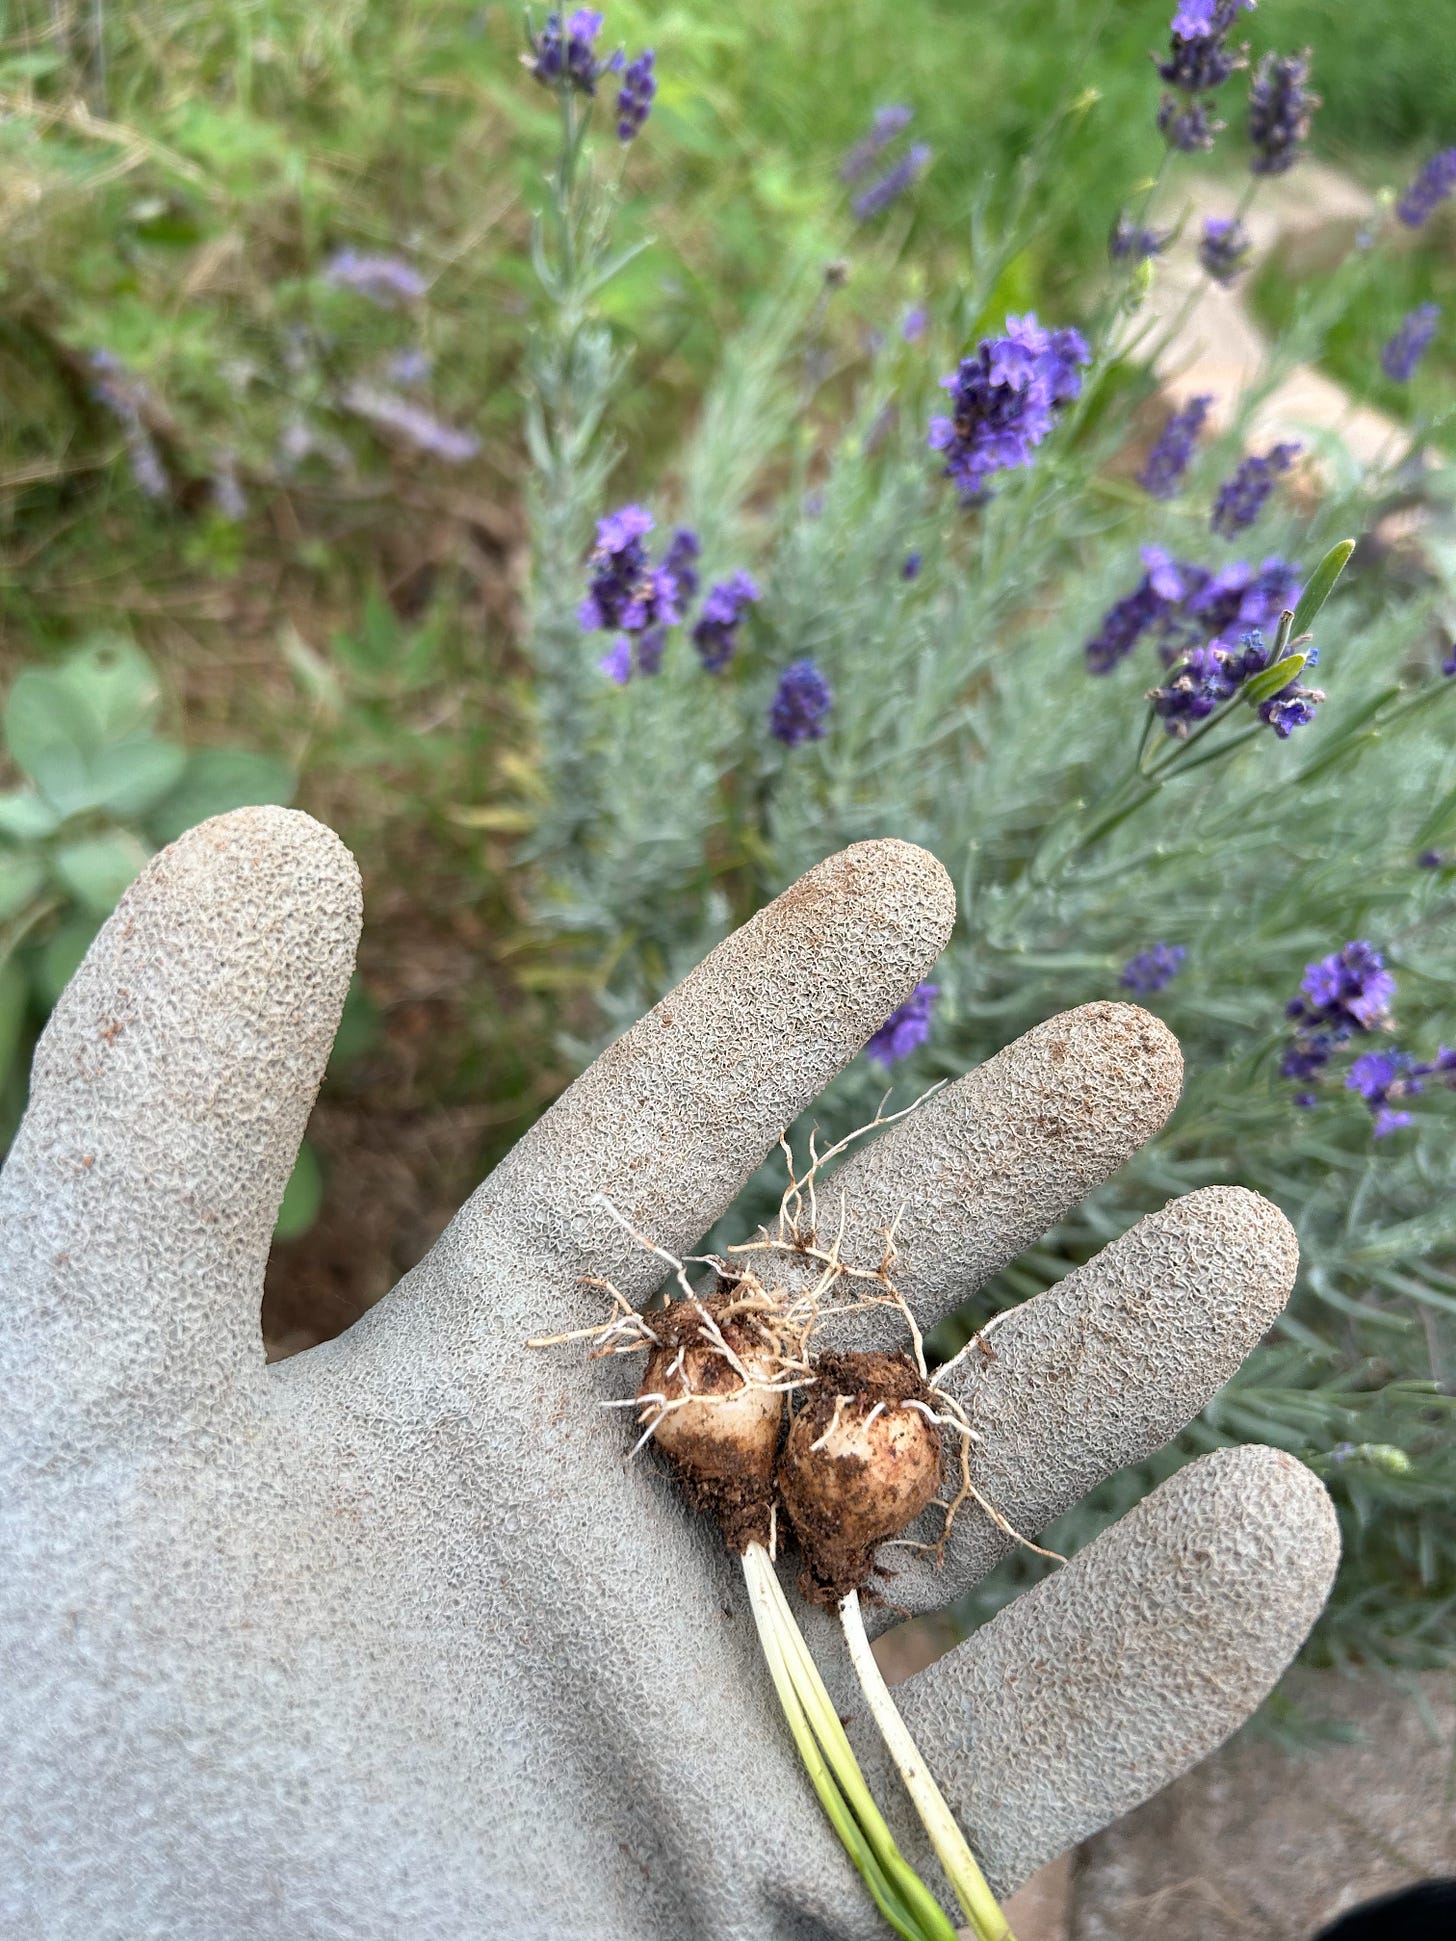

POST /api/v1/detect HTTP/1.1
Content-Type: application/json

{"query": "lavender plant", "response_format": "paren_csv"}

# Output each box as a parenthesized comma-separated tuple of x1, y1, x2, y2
(514, 0, 1456, 1717)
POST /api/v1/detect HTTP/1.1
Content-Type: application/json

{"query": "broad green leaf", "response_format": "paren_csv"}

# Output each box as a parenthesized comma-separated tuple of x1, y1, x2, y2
(35, 915, 102, 1006)
(145, 749, 296, 845)
(0, 850, 46, 923)
(4, 670, 96, 801)
(50, 831, 151, 916)
(274, 1140, 324, 1241)
(89, 738, 188, 818)
(0, 790, 61, 841)
(54, 637, 160, 743)
(3, 641, 162, 817)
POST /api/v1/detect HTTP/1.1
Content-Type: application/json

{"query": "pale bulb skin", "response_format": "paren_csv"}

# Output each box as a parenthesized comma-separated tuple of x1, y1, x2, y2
(637, 1311, 784, 1549)
(641, 1335, 784, 1482)
(777, 1352, 943, 1602)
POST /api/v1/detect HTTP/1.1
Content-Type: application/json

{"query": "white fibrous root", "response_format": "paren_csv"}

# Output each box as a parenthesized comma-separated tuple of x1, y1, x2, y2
(527, 1092, 1052, 1584)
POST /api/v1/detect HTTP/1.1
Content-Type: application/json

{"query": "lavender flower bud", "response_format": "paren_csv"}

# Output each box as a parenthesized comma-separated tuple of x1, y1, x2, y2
(769, 659, 832, 746)
(1155, 1, 1252, 94)
(1109, 213, 1173, 261)
(1210, 442, 1301, 536)
(340, 383, 481, 463)
(1120, 944, 1187, 995)
(839, 105, 914, 183)
(1157, 95, 1223, 152)
(662, 527, 701, 601)
(928, 313, 1090, 501)
(324, 250, 428, 307)
(528, 9, 619, 98)
(1248, 50, 1318, 177)
(691, 571, 760, 672)
(616, 50, 656, 142)
(1198, 215, 1253, 284)
(1137, 394, 1213, 499)
(1396, 148, 1456, 228)
(851, 144, 931, 221)
(1380, 304, 1440, 384)
(865, 982, 938, 1065)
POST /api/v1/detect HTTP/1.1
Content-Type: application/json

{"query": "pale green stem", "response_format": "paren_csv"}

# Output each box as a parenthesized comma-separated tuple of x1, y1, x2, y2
(740, 1545, 959, 1941)
(840, 1592, 1015, 1941)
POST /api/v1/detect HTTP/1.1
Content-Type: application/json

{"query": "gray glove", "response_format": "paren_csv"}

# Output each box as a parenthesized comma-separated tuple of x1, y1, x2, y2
(0, 809, 1338, 1940)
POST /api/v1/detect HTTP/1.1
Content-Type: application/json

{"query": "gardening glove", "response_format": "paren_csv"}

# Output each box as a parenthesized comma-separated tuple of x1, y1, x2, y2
(0, 808, 1339, 1941)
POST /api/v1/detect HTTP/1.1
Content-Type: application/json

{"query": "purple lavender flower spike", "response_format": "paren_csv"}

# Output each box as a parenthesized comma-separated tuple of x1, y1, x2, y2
(1211, 442, 1301, 536)
(1442, 650, 1456, 678)
(1346, 1050, 1415, 1102)
(1248, 50, 1318, 176)
(1084, 546, 1196, 674)
(1147, 639, 1243, 734)
(769, 660, 832, 746)
(598, 637, 633, 684)
(341, 383, 480, 463)
(865, 983, 938, 1066)
(579, 504, 681, 639)
(1147, 621, 1321, 739)
(1138, 393, 1213, 499)
(1416, 850, 1444, 869)
(324, 250, 428, 307)
(928, 313, 1090, 501)
(1120, 943, 1187, 995)
(692, 571, 760, 672)
(616, 49, 656, 141)
(852, 144, 931, 221)
(840, 105, 914, 183)
(1380, 305, 1441, 384)
(1199, 215, 1253, 284)
(636, 626, 668, 676)
(1396, 148, 1456, 228)
(1292, 942, 1396, 1037)
(1156, 1, 1253, 94)
(1235, 556, 1302, 634)
(89, 352, 170, 501)
(1347, 1049, 1424, 1138)
(1109, 213, 1173, 261)
(901, 305, 929, 342)
(662, 527, 700, 601)
(901, 551, 922, 580)
(1281, 1036, 1333, 1084)
(1086, 585, 1163, 674)
(1157, 96, 1224, 152)
(528, 9, 618, 96)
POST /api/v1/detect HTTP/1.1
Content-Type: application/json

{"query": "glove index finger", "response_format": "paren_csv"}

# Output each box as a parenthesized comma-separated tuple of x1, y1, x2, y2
(369, 839, 955, 1352)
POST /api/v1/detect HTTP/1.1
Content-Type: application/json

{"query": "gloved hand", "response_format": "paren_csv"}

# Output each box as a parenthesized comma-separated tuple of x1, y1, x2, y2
(0, 809, 1338, 1941)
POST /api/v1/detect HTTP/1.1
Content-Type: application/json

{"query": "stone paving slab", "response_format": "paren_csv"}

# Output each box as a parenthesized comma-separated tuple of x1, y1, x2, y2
(1123, 164, 1412, 475)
